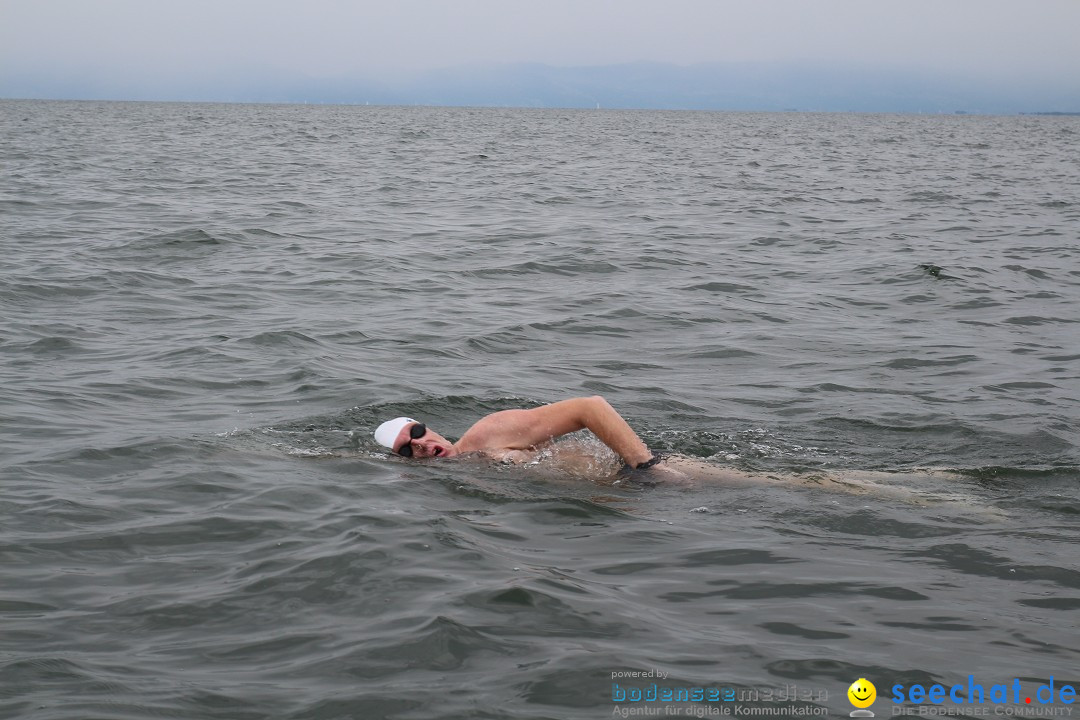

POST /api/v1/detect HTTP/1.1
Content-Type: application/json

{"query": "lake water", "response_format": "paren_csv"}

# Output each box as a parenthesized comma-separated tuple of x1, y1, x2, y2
(2, 100, 1078, 720)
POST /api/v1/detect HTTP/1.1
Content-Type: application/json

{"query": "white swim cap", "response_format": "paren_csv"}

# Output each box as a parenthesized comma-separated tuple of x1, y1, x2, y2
(374, 417, 417, 449)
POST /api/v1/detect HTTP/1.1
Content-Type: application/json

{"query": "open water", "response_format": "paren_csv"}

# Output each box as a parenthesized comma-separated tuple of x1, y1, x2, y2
(2, 100, 1079, 720)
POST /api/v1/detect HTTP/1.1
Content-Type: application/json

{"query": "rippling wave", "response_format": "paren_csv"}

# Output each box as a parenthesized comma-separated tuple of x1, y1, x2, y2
(2, 101, 1078, 719)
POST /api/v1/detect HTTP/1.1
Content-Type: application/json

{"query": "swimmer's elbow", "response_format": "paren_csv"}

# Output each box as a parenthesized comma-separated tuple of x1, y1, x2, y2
(541, 396, 614, 433)
(577, 395, 618, 426)
(578, 395, 611, 416)
(584, 395, 611, 409)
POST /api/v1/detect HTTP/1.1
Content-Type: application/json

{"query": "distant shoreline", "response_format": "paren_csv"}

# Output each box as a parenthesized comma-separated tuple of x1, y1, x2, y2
(2, 97, 1079, 117)
(3, 60, 1078, 115)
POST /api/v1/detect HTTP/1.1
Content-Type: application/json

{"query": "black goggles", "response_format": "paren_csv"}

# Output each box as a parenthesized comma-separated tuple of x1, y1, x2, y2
(396, 423, 427, 457)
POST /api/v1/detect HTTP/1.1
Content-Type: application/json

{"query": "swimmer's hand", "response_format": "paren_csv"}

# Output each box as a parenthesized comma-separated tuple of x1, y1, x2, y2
(619, 455, 693, 486)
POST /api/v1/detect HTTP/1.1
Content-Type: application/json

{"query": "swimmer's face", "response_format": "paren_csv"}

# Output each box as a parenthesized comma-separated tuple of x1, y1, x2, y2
(392, 422, 456, 459)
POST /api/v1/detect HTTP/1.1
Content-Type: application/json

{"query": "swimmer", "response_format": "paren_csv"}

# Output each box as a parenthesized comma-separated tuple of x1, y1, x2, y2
(374, 396, 792, 488)
(372, 395, 998, 513)
(374, 395, 665, 472)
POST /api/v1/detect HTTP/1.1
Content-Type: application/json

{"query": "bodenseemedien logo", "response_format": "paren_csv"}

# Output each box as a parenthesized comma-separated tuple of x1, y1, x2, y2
(848, 678, 877, 717)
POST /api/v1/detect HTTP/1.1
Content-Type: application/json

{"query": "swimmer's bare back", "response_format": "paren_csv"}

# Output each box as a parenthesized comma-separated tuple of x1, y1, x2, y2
(483, 445, 774, 488)
(487, 446, 989, 512)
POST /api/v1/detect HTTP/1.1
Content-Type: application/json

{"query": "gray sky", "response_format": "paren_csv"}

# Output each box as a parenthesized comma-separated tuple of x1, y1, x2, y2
(3, 0, 1079, 99)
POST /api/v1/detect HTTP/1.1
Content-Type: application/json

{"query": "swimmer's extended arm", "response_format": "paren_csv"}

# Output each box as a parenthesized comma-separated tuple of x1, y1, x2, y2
(456, 396, 654, 466)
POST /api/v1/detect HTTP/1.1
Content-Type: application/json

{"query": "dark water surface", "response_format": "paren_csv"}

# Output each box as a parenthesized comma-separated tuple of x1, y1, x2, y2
(2, 101, 1079, 719)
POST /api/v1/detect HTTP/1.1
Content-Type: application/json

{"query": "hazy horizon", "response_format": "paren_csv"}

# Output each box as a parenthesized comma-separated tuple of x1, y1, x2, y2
(2, 0, 1078, 112)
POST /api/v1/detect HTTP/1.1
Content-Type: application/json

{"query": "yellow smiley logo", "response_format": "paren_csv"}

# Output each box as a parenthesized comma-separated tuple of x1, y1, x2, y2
(848, 678, 877, 709)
